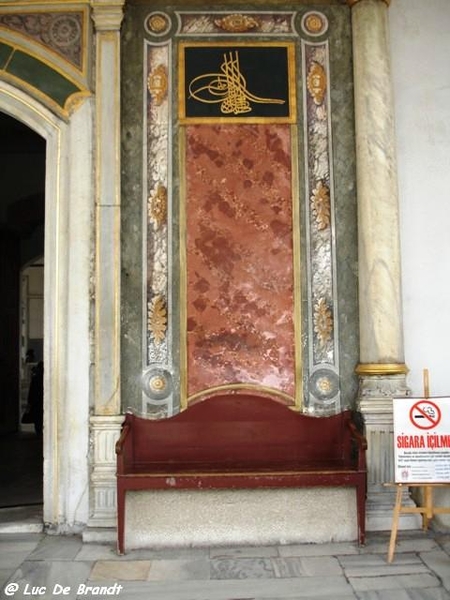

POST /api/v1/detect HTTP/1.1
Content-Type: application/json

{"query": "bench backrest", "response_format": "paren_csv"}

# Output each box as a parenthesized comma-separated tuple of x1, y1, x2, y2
(123, 394, 356, 468)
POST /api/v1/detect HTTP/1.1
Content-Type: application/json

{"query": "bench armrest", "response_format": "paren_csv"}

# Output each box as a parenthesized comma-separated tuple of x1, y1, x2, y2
(347, 419, 368, 471)
(116, 423, 131, 474)
(115, 423, 131, 455)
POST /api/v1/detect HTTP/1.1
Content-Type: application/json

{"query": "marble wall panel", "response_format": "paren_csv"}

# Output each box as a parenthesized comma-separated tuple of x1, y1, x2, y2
(184, 124, 297, 401)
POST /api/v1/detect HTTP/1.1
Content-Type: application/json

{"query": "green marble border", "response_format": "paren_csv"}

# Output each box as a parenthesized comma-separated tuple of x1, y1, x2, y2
(0, 42, 83, 111)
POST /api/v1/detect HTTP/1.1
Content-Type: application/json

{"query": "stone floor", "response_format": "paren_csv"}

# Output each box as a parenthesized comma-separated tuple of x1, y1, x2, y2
(1, 530, 449, 600)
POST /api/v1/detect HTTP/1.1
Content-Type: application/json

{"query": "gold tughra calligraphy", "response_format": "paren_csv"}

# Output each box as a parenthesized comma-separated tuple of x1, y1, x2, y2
(188, 51, 285, 116)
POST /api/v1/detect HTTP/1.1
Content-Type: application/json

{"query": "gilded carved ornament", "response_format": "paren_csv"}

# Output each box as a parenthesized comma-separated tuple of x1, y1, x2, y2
(307, 62, 326, 106)
(301, 12, 328, 37)
(148, 296, 168, 345)
(146, 13, 170, 34)
(214, 14, 260, 32)
(147, 65, 168, 106)
(347, 0, 391, 7)
(311, 181, 331, 231)
(313, 298, 333, 348)
(149, 184, 168, 229)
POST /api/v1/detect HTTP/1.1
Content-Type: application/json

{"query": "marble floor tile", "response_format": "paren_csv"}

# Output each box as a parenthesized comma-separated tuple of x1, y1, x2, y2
(87, 576, 355, 600)
(4, 560, 93, 600)
(122, 546, 210, 560)
(27, 535, 83, 561)
(358, 589, 450, 600)
(271, 557, 305, 578)
(211, 557, 275, 580)
(349, 572, 441, 592)
(147, 558, 210, 581)
(0, 568, 16, 587)
(419, 549, 450, 590)
(210, 546, 280, 558)
(295, 556, 343, 576)
(0, 548, 36, 570)
(74, 543, 122, 561)
(338, 553, 429, 577)
(278, 542, 359, 557)
(271, 556, 343, 578)
(89, 560, 151, 581)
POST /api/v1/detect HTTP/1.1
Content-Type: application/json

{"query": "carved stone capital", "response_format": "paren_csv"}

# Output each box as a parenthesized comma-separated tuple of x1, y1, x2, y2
(347, 0, 390, 7)
(91, 0, 125, 32)
(357, 373, 410, 405)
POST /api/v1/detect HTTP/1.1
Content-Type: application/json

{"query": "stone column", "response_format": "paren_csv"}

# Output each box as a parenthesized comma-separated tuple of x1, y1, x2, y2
(348, 0, 418, 530)
(87, 0, 125, 532)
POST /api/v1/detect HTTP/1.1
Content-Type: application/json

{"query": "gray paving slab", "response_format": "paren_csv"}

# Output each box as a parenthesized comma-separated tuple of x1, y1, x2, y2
(278, 542, 359, 557)
(147, 558, 211, 581)
(1, 530, 450, 600)
(338, 553, 429, 577)
(357, 590, 450, 600)
(79, 576, 356, 600)
(419, 549, 450, 591)
(210, 546, 280, 558)
(272, 556, 343, 577)
(349, 572, 442, 592)
(27, 535, 83, 561)
(1, 560, 93, 600)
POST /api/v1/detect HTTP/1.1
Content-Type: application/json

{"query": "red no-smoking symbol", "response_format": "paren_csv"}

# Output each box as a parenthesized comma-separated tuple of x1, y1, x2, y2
(409, 400, 441, 430)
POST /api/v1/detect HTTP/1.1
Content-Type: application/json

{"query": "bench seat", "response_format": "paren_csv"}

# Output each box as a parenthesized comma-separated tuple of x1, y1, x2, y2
(116, 393, 367, 554)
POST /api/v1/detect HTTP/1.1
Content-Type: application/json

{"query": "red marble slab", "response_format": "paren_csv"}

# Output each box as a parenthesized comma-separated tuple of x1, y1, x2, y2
(185, 124, 296, 400)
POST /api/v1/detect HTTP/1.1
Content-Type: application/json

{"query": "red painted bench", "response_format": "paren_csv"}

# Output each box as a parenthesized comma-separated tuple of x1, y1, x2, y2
(115, 393, 367, 554)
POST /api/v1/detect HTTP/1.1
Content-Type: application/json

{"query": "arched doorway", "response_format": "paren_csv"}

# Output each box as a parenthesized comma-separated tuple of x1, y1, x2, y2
(0, 82, 93, 531)
(0, 112, 45, 516)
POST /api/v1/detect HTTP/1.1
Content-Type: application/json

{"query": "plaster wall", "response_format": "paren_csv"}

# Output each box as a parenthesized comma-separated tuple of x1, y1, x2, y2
(390, 0, 450, 526)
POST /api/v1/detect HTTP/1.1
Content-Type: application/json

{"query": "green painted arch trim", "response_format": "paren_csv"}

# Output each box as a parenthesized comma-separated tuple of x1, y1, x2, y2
(0, 41, 88, 115)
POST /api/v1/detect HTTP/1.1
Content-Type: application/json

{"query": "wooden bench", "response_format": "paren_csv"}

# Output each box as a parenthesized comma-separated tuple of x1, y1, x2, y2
(115, 393, 367, 554)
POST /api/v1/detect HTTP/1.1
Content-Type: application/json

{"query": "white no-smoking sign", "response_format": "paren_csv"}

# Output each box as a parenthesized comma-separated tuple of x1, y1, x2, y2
(409, 400, 441, 430)
(393, 396, 450, 483)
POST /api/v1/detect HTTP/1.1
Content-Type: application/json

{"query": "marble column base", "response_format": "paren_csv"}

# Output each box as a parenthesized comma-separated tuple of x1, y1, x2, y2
(87, 415, 123, 529)
(359, 375, 421, 531)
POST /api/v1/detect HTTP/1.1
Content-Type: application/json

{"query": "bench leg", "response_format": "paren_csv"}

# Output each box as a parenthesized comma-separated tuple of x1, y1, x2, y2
(356, 482, 366, 546)
(117, 485, 125, 555)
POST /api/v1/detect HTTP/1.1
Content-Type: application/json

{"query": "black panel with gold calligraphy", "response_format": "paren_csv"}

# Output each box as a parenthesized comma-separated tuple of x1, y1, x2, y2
(179, 42, 296, 124)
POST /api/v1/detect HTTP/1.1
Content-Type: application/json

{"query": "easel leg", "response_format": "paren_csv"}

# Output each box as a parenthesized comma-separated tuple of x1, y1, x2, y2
(388, 485, 403, 563)
(423, 485, 433, 530)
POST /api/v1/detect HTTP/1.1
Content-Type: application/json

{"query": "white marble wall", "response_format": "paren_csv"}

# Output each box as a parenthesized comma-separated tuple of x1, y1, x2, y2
(390, 0, 450, 526)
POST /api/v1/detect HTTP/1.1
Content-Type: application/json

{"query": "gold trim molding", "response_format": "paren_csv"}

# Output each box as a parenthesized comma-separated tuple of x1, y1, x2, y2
(355, 363, 409, 376)
(347, 0, 390, 7)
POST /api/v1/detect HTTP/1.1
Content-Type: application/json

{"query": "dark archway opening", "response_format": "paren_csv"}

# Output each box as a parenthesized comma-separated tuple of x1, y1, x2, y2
(0, 112, 45, 510)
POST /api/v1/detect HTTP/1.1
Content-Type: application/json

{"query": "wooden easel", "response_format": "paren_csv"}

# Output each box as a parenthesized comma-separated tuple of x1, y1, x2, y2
(387, 369, 450, 563)
(387, 482, 450, 562)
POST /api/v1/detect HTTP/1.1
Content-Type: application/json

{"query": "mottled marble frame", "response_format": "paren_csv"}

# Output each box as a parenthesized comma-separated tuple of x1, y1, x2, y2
(302, 38, 341, 413)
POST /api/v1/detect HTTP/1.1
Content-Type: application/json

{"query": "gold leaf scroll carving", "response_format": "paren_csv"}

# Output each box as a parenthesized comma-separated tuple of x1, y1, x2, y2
(148, 296, 167, 345)
(311, 180, 330, 230)
(147, 64, 168, 105)
(214, 14, 260, 33)
(313, 297, 333, 348)
(149, 183, 167, 229)
(307, 61, 326, 105)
